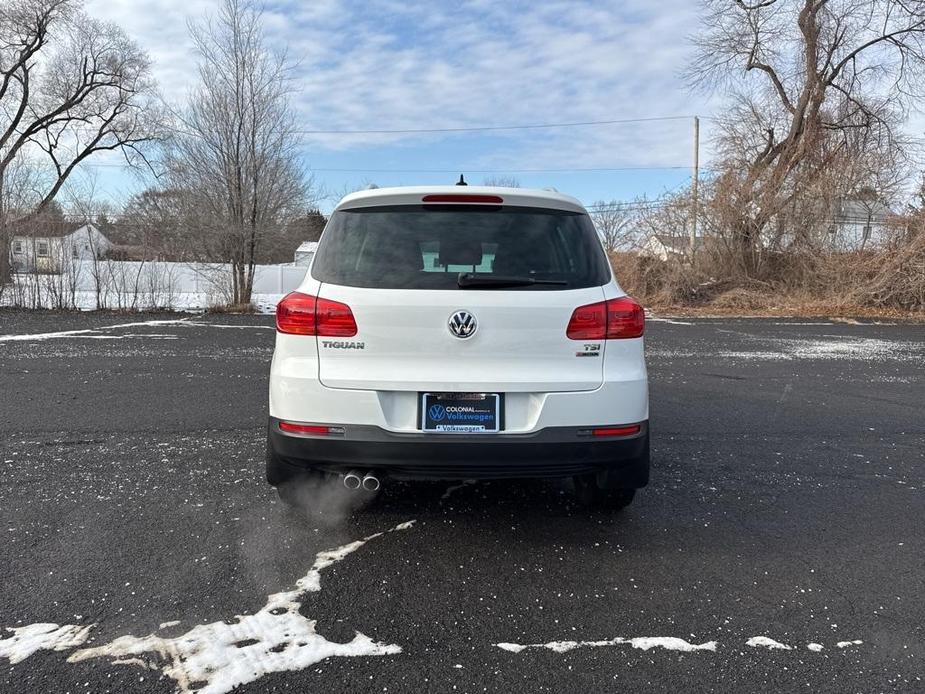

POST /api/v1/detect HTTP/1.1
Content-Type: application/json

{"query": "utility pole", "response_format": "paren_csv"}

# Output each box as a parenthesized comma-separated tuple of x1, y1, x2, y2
(690, 115, 700, 258)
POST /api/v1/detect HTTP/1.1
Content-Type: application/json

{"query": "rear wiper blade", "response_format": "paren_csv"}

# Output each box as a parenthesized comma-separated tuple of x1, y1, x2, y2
(457, 272, 568, 288)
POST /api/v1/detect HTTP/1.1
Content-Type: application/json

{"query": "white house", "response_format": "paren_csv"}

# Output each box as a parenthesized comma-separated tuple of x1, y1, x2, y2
(294, 240, 318, 267)
(10, 224, 112, 274)
(642, 233, 704, 261)
(828, 198, 893, 250)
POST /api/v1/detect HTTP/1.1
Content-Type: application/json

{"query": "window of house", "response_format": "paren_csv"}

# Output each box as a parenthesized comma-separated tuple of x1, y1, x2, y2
(12, 241, 23, 254)
(72, 245, 79, 259)
(37, 241, 49, 257)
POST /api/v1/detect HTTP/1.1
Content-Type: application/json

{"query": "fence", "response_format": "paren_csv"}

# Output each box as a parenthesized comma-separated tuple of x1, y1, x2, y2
(1, 259, 309, 312)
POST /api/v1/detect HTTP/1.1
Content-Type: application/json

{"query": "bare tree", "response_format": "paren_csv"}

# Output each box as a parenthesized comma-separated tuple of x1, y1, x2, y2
(0, 0, 162, 285)
(688, 0, 925, 277)
(167, 0, 308, 305)
(590, 200, 637, 253)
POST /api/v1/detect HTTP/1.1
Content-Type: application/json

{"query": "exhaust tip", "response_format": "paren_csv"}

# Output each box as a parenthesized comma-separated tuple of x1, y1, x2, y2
(361, 473, 380, 492)
(343, 471, 361, 490)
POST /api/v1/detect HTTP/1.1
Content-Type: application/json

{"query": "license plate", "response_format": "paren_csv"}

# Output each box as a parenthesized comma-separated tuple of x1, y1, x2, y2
(421, 393, 501, 433)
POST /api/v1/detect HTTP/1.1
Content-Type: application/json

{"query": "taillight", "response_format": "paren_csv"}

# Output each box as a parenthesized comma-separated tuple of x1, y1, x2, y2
(276, 292, 357, 337)
(315, 297, 358, 336)
(566, 297, 644, 340)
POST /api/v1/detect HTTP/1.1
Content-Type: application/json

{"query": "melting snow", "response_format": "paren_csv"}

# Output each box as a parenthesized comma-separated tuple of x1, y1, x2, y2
(719, 336, 923, 362)
(0, 623, 93, 664)
(500, 635, 863, 656)
(746, 636, 793, 650)
(2, 521, 415, 694)
(496, 637, 718, 654)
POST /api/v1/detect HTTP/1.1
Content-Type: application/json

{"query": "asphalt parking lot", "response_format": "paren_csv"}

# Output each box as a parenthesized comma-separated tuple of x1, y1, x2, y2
(1, 309, 923, 693)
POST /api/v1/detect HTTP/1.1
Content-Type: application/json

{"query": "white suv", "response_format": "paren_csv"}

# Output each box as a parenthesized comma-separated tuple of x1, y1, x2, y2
(267, 186, 649, 508)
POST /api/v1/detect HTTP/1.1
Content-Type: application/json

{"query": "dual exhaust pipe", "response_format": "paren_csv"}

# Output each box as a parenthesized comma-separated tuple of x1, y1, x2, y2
(343, 470, 380, 492)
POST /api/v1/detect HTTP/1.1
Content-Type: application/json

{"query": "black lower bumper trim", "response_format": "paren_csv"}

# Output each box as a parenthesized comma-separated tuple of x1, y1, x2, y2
(267, 417, 649, 482)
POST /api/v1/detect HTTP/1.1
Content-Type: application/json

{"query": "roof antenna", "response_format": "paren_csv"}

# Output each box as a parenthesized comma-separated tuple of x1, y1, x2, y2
(456, 174, 467, 186)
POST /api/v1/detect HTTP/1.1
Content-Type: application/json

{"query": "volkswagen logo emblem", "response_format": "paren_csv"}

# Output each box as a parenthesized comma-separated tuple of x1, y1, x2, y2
(448, 310, 477, 339)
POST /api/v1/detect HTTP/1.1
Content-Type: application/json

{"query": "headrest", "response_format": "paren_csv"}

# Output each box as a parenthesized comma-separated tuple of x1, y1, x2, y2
(438, 237, 483, 267)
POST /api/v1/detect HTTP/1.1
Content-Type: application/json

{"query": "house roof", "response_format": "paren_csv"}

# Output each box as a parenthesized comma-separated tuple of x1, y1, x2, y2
(835, 198, 893, 223)
(12, 222, 103, 239)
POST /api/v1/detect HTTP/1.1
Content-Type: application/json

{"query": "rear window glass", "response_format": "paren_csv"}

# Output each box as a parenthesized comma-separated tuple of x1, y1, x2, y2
(311, 205, 611, 290)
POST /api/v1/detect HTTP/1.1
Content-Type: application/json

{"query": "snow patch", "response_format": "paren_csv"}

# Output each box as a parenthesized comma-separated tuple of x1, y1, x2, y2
(807, 643, 824, 652)
(746, 636, 793, 650)
(69, 521, 414, 693)
(719, 336, 922, 362)
(2, 521, 414, 694)
(0, 623, 92, 664)
(837, 640, 863, 648)
(496, 636, 717, 654)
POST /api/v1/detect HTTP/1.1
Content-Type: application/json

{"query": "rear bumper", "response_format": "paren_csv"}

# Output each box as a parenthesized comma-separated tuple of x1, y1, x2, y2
(267, 417, 649, 483)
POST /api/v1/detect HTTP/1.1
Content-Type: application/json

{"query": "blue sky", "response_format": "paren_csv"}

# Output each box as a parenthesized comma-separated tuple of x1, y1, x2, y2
(83, 0, 720, 213)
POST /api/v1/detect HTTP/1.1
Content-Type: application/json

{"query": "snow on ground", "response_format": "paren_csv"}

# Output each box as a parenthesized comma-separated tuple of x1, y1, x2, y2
(497, 637, 718, 654)
(719, 336, 924, 362)
(1, 521, 415, 694)
(0, 318, 274, 343)
(498, 636, 865, 655)
(0, 319, 193, 342)
(1, 288, 286, 314)
(650, 335, 924, 363)
(746, 636, 793, 650)
(0, 623, 93, 664)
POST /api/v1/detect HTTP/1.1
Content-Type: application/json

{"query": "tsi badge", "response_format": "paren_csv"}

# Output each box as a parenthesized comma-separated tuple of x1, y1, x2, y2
(576, 343, 601, 358)
(448, 310, 478, 339)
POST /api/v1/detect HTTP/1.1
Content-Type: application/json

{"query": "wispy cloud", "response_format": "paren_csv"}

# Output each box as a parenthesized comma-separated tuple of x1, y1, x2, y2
(83, 0, 717, 201)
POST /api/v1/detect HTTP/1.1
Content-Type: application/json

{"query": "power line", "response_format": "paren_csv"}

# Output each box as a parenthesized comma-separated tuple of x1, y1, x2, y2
(292, 115, 697, 136)
(77, 161, 709, 174)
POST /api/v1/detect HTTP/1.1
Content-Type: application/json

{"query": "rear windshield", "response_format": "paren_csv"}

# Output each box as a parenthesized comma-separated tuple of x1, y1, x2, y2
(311, 205, 611, 290)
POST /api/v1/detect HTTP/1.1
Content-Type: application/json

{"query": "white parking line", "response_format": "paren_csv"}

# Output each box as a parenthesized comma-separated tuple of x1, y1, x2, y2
(0, 319, 192, 342)
(0, 319, 273, 342)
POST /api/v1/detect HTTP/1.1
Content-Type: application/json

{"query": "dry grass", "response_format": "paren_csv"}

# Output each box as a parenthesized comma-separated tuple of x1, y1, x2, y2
(206, 302, 258, 314)
(610, 248, 925, 321)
